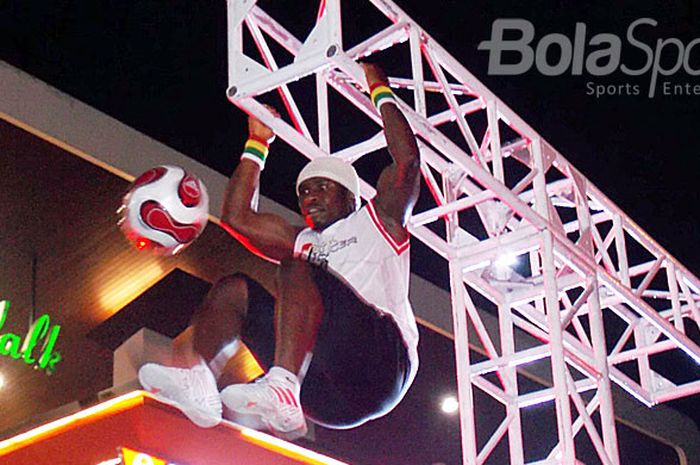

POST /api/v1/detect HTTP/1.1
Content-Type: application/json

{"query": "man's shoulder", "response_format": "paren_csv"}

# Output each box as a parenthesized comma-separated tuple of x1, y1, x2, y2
(325, 204, 371, 230)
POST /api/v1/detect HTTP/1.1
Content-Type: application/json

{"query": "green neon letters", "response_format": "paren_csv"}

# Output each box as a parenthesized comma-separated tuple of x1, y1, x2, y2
(0, 300, 62, 374)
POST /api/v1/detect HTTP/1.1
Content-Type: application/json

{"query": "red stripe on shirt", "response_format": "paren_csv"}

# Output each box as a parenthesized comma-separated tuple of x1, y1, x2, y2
(366, 200, 410, 255)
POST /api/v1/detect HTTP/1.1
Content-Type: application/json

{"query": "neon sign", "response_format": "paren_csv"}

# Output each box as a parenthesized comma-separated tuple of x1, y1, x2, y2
(0, 300, 62, 374)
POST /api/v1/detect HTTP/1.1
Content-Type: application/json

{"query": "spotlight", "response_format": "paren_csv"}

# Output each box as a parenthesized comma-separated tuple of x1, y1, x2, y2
(494, 252, 518, 270)
(488, 252, 520, 281)
(440, 395, 459, 414)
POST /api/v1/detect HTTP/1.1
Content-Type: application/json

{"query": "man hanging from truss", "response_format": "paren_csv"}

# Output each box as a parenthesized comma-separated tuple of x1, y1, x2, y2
(139, 63, 421, 439)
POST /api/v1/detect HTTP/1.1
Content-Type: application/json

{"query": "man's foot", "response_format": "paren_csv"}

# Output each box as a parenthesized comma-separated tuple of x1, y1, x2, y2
(138, 362, 222, 428)
(221, 366, 307, 440)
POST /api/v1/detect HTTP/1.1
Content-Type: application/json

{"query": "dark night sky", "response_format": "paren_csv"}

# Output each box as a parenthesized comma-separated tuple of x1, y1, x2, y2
(2, 0, 698, 276)
(1, 0, 699, 462)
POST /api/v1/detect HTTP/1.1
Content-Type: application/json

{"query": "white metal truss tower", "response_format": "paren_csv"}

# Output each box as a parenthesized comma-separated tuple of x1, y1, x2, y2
(225, 1, 700, 464)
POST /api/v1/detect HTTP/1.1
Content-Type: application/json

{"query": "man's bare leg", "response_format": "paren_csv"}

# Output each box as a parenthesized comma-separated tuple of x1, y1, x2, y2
(139, 274, 261, 426)
(220, 259, 322, 438)
(166, 274, 251, 371)
(274, 258, 324, 374)
(194, 275, 250, 360)
(170, 260, 323, 383)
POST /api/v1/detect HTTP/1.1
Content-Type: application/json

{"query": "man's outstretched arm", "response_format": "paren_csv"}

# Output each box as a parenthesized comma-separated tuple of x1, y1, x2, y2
(221, 109, 298, 262)
(364, 63, 421, 243)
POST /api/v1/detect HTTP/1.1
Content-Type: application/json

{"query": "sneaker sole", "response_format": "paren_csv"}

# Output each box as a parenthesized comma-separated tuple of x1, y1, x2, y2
(266, 419, 308, 441)
(222, 398, 307, 440)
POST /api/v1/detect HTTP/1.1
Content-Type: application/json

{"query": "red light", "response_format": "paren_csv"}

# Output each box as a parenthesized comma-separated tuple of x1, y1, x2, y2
(135, 238, 150, 250)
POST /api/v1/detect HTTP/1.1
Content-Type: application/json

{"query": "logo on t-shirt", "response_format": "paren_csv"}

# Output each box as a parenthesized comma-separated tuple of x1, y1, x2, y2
(299, 236, 358, 269)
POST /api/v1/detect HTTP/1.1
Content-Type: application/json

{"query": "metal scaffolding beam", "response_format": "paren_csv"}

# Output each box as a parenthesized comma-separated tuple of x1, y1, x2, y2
(225, 1, 700, 463)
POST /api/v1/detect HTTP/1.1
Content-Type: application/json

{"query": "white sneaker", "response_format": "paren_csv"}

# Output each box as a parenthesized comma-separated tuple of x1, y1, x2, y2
(221, 366, 307, 440)
(138, 362, 222, 428)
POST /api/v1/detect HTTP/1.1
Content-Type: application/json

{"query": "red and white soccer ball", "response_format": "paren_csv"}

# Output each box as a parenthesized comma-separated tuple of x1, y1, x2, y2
(118, 165, 209, 255)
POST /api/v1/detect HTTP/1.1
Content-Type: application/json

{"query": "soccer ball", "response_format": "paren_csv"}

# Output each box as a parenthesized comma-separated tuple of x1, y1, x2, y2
(118, 165, 209, 255)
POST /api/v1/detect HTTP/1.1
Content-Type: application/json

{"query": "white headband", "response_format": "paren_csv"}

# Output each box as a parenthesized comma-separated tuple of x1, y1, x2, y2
(296, 157, 361, 210)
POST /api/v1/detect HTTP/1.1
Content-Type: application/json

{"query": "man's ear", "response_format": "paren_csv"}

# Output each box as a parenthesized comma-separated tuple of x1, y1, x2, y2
(346, 189, 357, 212)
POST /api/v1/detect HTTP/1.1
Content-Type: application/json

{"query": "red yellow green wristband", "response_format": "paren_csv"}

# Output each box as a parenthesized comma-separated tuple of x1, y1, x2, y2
(241, 135, 269, 169)
(370, 82, 396, 110)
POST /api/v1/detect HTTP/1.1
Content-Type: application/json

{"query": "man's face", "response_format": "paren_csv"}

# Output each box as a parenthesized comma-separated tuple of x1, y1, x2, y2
(298, 177, 354, 230)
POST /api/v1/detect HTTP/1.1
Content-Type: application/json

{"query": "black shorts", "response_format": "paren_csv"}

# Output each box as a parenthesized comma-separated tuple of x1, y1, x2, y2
(239, 267, 410, 429)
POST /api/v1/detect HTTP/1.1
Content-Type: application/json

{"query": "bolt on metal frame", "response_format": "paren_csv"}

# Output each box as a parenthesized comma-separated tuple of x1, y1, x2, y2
(225, 1, 700, 464)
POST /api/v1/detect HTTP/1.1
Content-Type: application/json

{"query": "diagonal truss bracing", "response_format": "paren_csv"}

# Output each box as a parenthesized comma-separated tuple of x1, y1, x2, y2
(225, 1, 700, 464)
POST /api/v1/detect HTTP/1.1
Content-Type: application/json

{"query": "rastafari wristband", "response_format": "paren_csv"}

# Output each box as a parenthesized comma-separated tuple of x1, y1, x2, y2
(241, 135, 269, 170)
(370, 82, 397, 111)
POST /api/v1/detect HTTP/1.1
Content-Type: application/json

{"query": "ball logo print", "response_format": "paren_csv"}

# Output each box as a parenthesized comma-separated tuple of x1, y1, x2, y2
(178, 174, 203, 207)
(118, 165, 209, 255)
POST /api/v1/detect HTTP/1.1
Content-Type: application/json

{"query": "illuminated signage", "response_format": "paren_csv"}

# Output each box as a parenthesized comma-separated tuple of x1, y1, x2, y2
(0, 300, 61, 374)
(119, 447, 180, 465)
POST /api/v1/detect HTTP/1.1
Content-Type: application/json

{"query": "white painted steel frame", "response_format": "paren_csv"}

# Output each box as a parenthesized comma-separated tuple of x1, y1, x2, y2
(225, 1, 700, 464)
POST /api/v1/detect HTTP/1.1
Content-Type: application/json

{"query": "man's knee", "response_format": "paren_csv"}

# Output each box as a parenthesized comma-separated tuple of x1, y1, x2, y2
(208, 273, 249, 306)
(191, 273, 252, 359)
(193, 273, 251, 328)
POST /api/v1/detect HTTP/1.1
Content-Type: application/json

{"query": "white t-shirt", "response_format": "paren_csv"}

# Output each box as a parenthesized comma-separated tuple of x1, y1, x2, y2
(293, 200, 419, 387)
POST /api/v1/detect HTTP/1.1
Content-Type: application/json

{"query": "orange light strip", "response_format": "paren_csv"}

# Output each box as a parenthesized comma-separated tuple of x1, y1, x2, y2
(120, 446, 168, 465)
(240, 428, 350, 465)
(0, 390, 148, 457)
